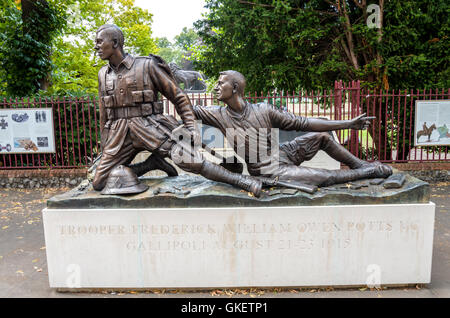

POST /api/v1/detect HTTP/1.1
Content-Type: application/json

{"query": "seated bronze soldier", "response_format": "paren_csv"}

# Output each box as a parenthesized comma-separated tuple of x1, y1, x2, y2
(192, 70, 392, 188)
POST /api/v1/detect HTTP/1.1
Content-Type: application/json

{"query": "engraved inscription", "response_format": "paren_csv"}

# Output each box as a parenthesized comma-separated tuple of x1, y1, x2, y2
(57, 219, 420, 252)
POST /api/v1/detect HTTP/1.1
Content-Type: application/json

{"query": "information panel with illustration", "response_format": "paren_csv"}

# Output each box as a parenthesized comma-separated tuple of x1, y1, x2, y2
(415, 100, 450, 146)
(0, 108, 55, 154)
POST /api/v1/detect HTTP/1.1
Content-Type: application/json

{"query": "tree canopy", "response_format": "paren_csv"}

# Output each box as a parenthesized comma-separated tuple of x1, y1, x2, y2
(50, 0, 158, 95)
(192, 0, 450, 92)
(174, 27, 200, 51)
(0, 0, 158, 97)
(0, 0, 67, 96)
(1, 0, 448, 97)
(156, 27, 201, 67)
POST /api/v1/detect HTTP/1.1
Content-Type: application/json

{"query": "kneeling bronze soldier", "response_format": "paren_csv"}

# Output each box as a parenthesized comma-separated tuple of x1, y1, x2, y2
(93, 25, 261, 196)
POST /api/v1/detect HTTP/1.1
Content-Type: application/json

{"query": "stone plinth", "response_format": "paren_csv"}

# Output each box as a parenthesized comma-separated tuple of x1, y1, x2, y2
(43, 172, 435, 289)
(47, 170, 429, 209)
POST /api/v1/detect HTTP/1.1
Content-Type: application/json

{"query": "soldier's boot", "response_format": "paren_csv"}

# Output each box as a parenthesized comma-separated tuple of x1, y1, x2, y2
(359, 161, 392, 178)
(200, 161, 262, 197)
(321, 136, 392, 177)
(323, 163, 392, 187)
(128, 154, 178, 177)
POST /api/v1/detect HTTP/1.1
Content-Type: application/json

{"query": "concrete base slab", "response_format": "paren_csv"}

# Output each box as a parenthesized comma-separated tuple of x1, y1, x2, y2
(43, 203, 435, 289)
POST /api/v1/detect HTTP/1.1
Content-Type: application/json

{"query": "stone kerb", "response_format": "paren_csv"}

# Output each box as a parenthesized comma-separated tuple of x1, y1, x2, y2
(0, 169, 87, 189)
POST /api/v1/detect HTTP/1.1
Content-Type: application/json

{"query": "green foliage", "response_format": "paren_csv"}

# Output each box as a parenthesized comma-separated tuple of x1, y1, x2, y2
(156, 37, 171, 49)
(0, 0, 158, 97)
(156, 28, 201, 65)
(380, 1, 450, 89)
(156, 37, 184, 64)
(48, 0, 158, 95)
(174, 27, 200, 50)
(0, 0, 67, 97)
(192, 0, 449, 93)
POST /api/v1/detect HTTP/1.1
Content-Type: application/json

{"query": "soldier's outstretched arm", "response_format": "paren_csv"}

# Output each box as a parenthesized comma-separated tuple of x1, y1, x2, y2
(192, 105, 224, 130)
(269, 105, 374, 132)
(305, 113, 375, 132)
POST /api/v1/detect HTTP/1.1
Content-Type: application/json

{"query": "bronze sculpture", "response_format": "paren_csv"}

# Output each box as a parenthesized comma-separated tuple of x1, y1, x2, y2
(192, 70, 393, 188)
(93, 25, 262, 196)
(101, 165, 149, 195)
(168, 62, 207, 91)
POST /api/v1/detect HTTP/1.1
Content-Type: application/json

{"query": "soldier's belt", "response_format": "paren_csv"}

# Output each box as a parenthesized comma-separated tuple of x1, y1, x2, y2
(111, 105, 152, 119)
(105, 104, 163, 120)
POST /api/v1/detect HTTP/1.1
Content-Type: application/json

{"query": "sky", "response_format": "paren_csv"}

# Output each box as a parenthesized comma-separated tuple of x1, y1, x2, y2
(134, 0, 207, 41)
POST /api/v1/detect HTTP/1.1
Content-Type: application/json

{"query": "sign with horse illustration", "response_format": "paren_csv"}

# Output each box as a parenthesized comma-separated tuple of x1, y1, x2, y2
(415, 100, 450, 146)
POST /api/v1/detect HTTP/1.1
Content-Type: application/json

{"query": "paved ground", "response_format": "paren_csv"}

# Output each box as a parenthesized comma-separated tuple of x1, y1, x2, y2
(0, 181, 449, 298)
